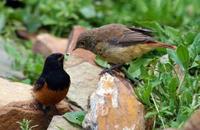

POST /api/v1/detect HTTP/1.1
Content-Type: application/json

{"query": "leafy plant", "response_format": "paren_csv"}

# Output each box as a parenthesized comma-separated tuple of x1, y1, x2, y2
(63, 111, 86, 127)
(17, 119, 38, 130)
(95, 55, 111, 68)
(3, 40, 43, 84)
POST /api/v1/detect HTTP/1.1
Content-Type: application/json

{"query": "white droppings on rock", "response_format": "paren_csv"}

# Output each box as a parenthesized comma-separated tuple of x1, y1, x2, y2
(96, 73, 119, 108)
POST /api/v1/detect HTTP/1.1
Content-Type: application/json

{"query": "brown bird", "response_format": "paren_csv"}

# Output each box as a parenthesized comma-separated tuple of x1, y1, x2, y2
(76, 24, 176, 72)
(33, 53, 70, 112)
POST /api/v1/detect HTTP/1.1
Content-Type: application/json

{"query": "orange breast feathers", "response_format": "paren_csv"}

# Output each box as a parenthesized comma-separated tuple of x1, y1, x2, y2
(33, 83, 68, 106)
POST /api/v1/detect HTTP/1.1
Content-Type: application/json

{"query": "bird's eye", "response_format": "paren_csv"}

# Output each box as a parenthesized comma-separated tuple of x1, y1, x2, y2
(78, 41, 85, 48)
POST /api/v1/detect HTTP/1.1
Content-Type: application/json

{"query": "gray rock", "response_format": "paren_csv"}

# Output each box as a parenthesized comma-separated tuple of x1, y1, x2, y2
(47, 116, 82, 130)
(65, 60, 102, 110)
(0, 38, 24, 79)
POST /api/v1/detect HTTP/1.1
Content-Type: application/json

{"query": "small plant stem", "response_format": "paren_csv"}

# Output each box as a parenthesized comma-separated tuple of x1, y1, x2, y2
(151, 93, 166, 129)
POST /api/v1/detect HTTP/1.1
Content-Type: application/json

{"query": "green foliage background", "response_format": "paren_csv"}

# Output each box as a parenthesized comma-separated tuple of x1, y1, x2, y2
(0, 0, 200, 129)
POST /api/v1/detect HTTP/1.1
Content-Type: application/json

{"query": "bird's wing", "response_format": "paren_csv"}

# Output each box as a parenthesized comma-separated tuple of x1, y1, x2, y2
(112, 27, 155, 46)
(128, 27, 154, 36)
(33, 77, 46, 92)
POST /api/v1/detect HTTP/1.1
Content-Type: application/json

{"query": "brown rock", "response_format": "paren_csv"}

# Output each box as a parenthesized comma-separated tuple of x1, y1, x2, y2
(15, 30, 37, 41)
(67, 26, 86, 53)
(32, 33, 68, 57)
(0, 100, 50, 130)
(83, 73, 145, 130)
(183, 109, 200, 130)
(0, 78, 71, 130)
(0, 100, 71, 130)
(16, 26, 86, 57)
(163, 109, 200, 130)
(71, 48, 96, 65)
(16, 30, 68, 57)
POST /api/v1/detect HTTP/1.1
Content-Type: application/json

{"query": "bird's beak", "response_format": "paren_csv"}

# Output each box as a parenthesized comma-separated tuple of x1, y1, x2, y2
(58, 55, 64, 61)
(64, 53, 70, 61)
(144, 42, 177, 50)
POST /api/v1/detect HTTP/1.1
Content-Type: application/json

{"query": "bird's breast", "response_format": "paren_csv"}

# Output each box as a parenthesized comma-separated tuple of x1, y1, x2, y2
(102, 44, 154, 64)
(33, 83, 68, 106)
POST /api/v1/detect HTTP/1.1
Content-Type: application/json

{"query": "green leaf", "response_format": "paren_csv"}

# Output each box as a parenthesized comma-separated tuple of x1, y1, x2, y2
(176, 45, 190, 70)
(143, 84, 153, 105)
(23, 11, 41, 32)
(164, 26, 181, 44)
(95, 55, 111, 68)
(190, 55, 200, 68)
(137, 21, 164, 33)
(189, 33, 200, 58)
(145, 111, 157, 119)
(0, 13, 5, 33)
(127, 58, 150, 78)
(168, 78, 178, 98)
(168, 77, 178, 110)
(63, 111, 86, 126)
(137, 84, 153, 105)
(167, 49, 182, 67)
(80, 6, 96, 18)
(56, 126, 65, 130)
(40, 15, 57, 25)
(21, 79, 32, 84)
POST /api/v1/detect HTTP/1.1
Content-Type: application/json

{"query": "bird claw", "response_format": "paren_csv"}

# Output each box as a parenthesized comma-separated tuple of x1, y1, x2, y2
(99, 68, 114, 75)
(99, 64, 124, 75)
(35, 102, 50, 114)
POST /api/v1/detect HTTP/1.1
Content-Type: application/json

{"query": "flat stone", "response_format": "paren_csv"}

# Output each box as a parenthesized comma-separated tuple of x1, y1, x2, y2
(0, 78, 32, 107)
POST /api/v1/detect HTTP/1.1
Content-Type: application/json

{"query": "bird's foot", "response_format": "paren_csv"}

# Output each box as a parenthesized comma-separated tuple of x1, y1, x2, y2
(100, 68, 114, 75)
(35, 102, 50, 114)
(99, 64, 123, 75)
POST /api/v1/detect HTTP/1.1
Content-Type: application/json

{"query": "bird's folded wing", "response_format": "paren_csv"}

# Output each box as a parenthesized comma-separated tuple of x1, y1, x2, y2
(128, 27, 154, 36)
(116, 27, 155, 46)
(33, 77, 46, 91)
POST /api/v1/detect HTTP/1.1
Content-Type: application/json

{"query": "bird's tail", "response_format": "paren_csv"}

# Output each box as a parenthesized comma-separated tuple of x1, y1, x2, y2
(145, 42, 177, 50)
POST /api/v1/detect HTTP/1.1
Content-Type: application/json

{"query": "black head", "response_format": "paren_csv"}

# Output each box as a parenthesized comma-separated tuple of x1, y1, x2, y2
(43, 53, 65, 72)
